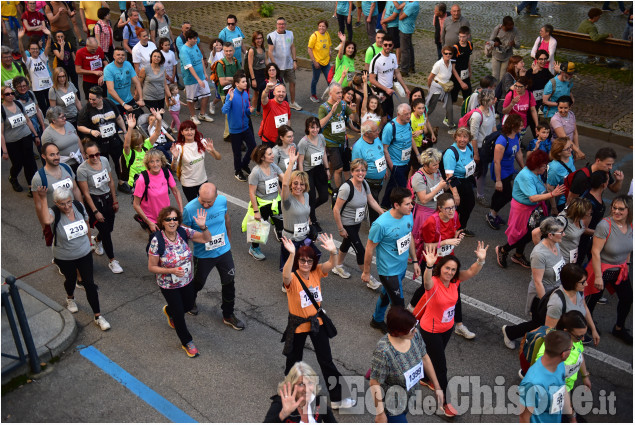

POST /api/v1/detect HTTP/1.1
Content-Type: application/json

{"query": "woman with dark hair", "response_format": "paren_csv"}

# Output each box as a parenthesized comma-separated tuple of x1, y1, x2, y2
(577, 171, 609, 266)
(551, 95, 584, 160)
(415, 243, 488, 417)
(94, 7, 114, 62)
(526, 48, 555, 138)
(138, 49, 169, 110)
(147, 205, 211, 357)
(170, 120, 221, 201)
(308, 20, 331, 103)
(489, 16, 519, 82)
(531, 24, 557, 73)
(360, 72, 386, 129)
(501, 75, 538, 140)
(332, 32, 357, 89)
(369, 306, 443, 422)
(469, 88, 497, 206)
(495, 151, 565, 269)
(247, 30, 268, 113)
(409, 86, 426, 105)
(546, 137, 575, 214)
(51, 31, 80, 100)
(280, 233, 356, 410)
(272, 125, 296, 173)
(264, 63, 285, 101)
(497, 55, 525, 104)
(14, 75, 46, 141)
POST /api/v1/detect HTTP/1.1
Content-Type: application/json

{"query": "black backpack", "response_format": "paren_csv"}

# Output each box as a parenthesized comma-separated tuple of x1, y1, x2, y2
(438, 144, 473, 179)
(50, 200, 87, 246)
(535, 286, 567, 326)
(120, 146, 149, 184)
(333, 179, 371, 211)
(1, 99, 27, 121)
(135, 168, 171, 202)
(146, 226, 188, 257)
(479, 131, 509, 166)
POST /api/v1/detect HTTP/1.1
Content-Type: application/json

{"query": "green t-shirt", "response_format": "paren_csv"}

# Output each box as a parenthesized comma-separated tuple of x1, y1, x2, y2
(318, 100, 353, 147)
(365, 43, 382, 64)
(123, 138, 154, 186)
(537, 340, 584, 391)
(411, 111, 428, 147)
(217, 58, 239, 96)
(333, 55, 355, 88)
(1, 63, 27, 89)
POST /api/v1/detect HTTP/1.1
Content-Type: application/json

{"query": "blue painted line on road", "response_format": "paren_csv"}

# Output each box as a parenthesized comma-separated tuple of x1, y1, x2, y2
(292, 109, 318, 118)
(79, 345, 197, 423)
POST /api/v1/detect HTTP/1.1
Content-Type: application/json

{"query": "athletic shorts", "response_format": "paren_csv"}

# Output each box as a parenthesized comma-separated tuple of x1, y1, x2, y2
(185, 80, 211, 102)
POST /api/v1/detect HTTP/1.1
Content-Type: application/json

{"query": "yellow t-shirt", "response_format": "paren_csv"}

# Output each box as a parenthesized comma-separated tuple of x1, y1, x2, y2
(411, 112, 428, 147)
(2, 1, 20, 18)
(79, 1, 102, 31)
(308, 31, 331, 66)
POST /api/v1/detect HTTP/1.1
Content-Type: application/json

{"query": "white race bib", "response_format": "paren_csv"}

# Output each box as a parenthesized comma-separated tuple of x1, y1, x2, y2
(158, 26, 170, 37)
(299, 286, 322, 309)
(565, 353, 583, 378)
(232, 37, 243, 49)
(38, 77, 51, 88)
(396, 234, 410, 255)
(439, 243, 454, 257)
(331, 120, 345, 134)
(92, 169, 109, 188)
(51, 178, 72, 191)
(404, 361, 424, 391)
(60, 91, 75, 106)
(24, 102, 37, 117)
(441, 305, 456, 323)
(274, 113, 288, 128)
(550, 385, 566, 415)
(170, 260, 192, 284)
(460, 69, 469, 80)
(464, 160, 476, 177)
(354, 206, 366, 223)
(375, 156, 387, 173)
(431, 182, 444, 201)
(99, 122, 116, 138)
(89, 58, 102, 71)
(7, 113, 26, 128)
(205, 233, 226, 250)
(552, 258, 565, 282)
(533, 89, 544, 100)
(4, 79, 13, 88)
(569, 248, 578, 264)
(310, 151, 323, 166)
(401, 148, 411, 162)
(264, 177, 278, 194)
(63, 219, 87, 241)
(293, 221, 309, 239)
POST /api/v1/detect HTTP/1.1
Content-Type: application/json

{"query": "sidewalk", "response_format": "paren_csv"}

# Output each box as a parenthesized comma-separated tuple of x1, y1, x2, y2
(1, 269, 77, 385)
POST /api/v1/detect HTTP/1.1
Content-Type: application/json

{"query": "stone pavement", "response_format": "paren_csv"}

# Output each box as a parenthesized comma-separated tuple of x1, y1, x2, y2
(1, 269, 77, 385)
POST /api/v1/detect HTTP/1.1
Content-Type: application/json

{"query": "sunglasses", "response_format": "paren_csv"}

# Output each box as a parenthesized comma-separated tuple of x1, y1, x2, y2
(570, 332, 585, 342)
(87, 152, 101, 159)
(409, 320, 420, 334)
(164, 217, 179, 222)
(298, 258, 314, 265)
(383, 43, 394, 47)
(3, 91, 15, 96)
(443, 52, 453, 56)
(227, 22, 236, 26)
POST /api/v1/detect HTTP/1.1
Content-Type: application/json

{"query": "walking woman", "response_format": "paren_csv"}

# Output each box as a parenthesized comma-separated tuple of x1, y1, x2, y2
(51, 31, 80, 99)
(426, 45, 454, 129)
(247, 31, 268, 113)
(76, 139, 123, 274)
(138, 49, 170, 111)
(48, 67, 82, 128)
(14, 75, 46, 140)
(442, 127, 476, 236)
(41, 107, 83, 174)
(273, 125, 297, 173)
(467, 88, 497, 207)
(307, 21, 331, 103)
(546, 137, 575, 214)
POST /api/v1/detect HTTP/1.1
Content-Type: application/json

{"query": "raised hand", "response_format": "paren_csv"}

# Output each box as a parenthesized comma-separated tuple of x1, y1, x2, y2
(423, 245, 438, 267)
(338, 31, 346, 42)
(288, 145, 298, 163)
(474, 241, 489, 262)
(318, 233, 336, 253)
(279, 382, 303, 420)
(281, 236, 296, 255)
(170, 143, 180, 158)
(193, 208, 208, 228)
(126, 113, 136, 128)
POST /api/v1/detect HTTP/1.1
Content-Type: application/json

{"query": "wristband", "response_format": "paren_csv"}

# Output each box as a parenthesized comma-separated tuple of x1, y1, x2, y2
(293, 59, 297, 62)
(200, 226, 207, 231)
(113, 202, 119, 205)
(476, 260, 485, 266)
(93, 210, 99, 215)
(253, 210, 259, 213)
(425, 264, 434, 269)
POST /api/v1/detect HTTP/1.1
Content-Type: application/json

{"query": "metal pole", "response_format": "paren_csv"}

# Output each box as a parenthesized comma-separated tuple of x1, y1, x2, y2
(6, 276, 41, 374)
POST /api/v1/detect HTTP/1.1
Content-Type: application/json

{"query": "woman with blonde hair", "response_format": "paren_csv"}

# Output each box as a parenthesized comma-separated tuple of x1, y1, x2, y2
(48, 67, 82, 128)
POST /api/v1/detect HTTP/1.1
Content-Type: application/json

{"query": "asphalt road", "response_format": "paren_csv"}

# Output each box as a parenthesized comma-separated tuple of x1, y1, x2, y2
(1, 68, 632, 422)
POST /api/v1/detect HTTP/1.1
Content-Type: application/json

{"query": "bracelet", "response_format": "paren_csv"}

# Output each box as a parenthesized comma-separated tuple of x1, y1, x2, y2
(93, 210, 99, 215)
(331, 250, 338, 256)
(411, 258, 418, 263)
(200, 226, 208, 231)
(425, 264, 434, 269)
(293, 59, 297, 62)
(476, 260, 485, 266)
(581, 372, 590, 378)
(253, 210, 259, 213)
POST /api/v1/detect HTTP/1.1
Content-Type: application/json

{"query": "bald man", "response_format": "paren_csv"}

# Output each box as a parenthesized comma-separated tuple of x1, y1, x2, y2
(181, 183, 245, 330)
(75, 37, 107, 99)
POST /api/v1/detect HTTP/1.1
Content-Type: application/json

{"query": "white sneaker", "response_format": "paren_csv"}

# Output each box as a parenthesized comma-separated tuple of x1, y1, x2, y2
(209, 103, 216, 115)
(91, 236, 104, 255)
(454, 324, 476, 339)
(66, 298, 78, 313)
(332, 264, 351, 279)
(367, 275, 382, 290)
(502, 325, 516, 349)
(198, 113, 214, 122)
(94, 315, 111, 331)
(289, 101, 302, 111)
(191, 115, 201, 125)
(109, 259, 123, 274)
(331, 397, 356, 409)
(281, 284, 287, 293)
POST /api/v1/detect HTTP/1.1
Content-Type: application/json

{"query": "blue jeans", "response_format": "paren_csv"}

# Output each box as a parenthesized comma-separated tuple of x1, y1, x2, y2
(387, 412, 408, 423)
(517, 1, 538, 14)
(311, 63, 331, 97)
(381, 163, 410, 208)
(373, 272, 406, 322)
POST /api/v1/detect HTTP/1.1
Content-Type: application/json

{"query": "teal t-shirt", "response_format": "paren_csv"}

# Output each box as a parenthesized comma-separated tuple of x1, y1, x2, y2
(398, 2, 420, 34)
(182, 195, 231, 259)
(513, 167, 546, 206)
(382, 119, 412, 167)
(442, 143, 475, 179)
(383, 2, 400, 28)
(103, 61, 135, 103)
(369, 210, 413, 277)
(519, 361, 566, 423)
(336, 1, 350, 15)
(547, 158, 575, 206)
(362, 1, 378, 16)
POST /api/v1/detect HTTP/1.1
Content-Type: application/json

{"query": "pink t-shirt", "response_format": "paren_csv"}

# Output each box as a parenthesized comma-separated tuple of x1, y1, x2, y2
(503, 90, 536, 128)
(133, 170, 176, 223)
(538, 39, 550, 68)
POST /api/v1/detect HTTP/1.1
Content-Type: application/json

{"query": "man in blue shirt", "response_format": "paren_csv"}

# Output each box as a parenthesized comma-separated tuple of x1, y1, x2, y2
(542, 61, 575, 118)
(398, 1, 420, 76)
(182, 183, 245, 330)
(380, 103, 413, 208)
(103, 46, 144, 117)
(351, 120, 386, 223)
(122, 9, 143, 62)
(180, 29, 214, 125)
(362, 187, 420, 332)
(218, 14, 245, 66)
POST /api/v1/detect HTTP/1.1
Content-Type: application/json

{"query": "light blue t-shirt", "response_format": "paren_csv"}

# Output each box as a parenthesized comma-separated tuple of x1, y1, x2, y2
(336, 1, 351, 15)
(383, 2, 400, 28)
(218, 26, 246, 65)
(123, 21, 143, 49)
(176, 36, 201, 54)
(362, 1, 378, 16)
(369, 210, 413, 277)
(442, 143, 475, 179)
(513, 167, 546, 206)
(519, 360, 566, 423)
(103, 61, 135, 103)
(182, 195, 231, 259)
(547, 158, 575, 206)
(543, 77, 573, 118)
(490, 134, 520, 181)
(179, 43, 205, 86)
(352, 136, 387, 180)
(398, 2, 420, 34)
(382, 119, 412, 167)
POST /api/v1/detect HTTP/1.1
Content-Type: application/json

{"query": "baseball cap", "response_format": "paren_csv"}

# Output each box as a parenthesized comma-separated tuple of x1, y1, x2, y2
(561, 61, 576, 74)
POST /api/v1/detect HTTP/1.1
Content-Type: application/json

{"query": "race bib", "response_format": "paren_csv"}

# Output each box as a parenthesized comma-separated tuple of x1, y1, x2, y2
(299, 286, 322, 309)
(552, 258, 565, 282)
(569, 248, 578, 264)
(7, 113, 26, 128)
(550, 385, 566, 415)
(396, 234, 410, 255)
(293, 221, 309, 238)
(310, 151, 323, 166)
(91, 169, 109, 188)
(24, 102, 37, 117)
(533, 89, 544, 100)
(441, 305, 455, 323)
(354, 206, 365, 223)
(38, 77, 51, 88)
(52, 178, 72, 191)
(99, 122, 116, 138)
(404, 361, 424, 391)
(464, 160, 476, 177)
(331, 120, 345, 134)
(431, 182, 444, 201)
(401, 148, 411, 162)
(460, 69, 469, 80)
(282, 158, 297, 171)
(264, 177, 278, 194)
(4, 79, 13, 88)
(158, 26, 170, 37)
(232, 37, 243, 49)
(274, 113, 288, 128)
(375, 156, 387, 173)
(565, 353, 583, 378)
(205, 233, 226, 250)
(171, 261, 192, 285)
(60, 91, 75, 106)
(439, 243, 454, 257)
(63, 219, 87, 241)
(89, 58, 102, 71)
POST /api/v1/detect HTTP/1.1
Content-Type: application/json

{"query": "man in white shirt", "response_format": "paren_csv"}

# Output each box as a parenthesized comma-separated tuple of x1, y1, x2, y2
(267, 17, 302, 111)
(368, 34, 410, 118)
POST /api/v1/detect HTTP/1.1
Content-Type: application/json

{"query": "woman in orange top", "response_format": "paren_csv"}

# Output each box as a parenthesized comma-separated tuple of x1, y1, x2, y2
(280, 233, 356, 410)
(413, 242, 488, 417)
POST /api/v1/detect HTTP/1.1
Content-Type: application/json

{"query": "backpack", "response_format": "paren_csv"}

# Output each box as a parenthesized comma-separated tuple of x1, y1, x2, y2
(120, 145, 149, 184)
(150, 14, 169, 37)
(1, 99, 27, 121)
(479, 131, 508, 166)
(439, 144, 473, 179)
(457, 107, 483, 129)
(112, 10, 127, 42)
(210, 57, 238, 89)
(563, 165, 592, 200)
(48, 200, 86, 246)
(333, 178, 370, 211)
(519, 325, 554, 375)
(460, 92, 474, 117)
(136, 168, 171, 202)
(535, 286, 567, 327)
(406, 169, 442, 202)
(146, 226, 188, 257)
(37, 163, 73, 188)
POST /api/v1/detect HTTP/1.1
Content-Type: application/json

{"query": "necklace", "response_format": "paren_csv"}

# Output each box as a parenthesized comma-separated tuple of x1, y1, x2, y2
(164, 231, 177, 242)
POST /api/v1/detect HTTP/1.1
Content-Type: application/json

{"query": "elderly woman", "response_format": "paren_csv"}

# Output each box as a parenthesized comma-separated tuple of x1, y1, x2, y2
(35, 186, 111, 331)
(138, 49, 169, 111)
(442, 127, 476, 235)
(551, 95, 584, 160)
(264, 361, 336, 422)
(585, 195, 633, 345)
(48, 67, 82, 128)
(495, 150, 565, 269)
(502, 217, 567, 349)
(546, 137, 576, 214)
(147, 206, 211, 357)
(280, 233, 356, 410)
(370, 306, 443, 422)
(501, 75, 538, 140)
(426, 45, 454, 129)
(467, 88, 497, 206)
(531, 24, 557, 74)
(41, 107, 84, 173)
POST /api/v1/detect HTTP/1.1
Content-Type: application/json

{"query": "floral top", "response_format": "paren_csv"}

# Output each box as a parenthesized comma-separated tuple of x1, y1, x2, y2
(148, 226, 196, 289)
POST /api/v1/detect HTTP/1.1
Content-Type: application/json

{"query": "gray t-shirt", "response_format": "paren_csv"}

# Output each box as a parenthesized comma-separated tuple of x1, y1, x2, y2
(48, 83, 79, 119)
(143, 64, 166, 101)
(526, 242, 565, 314)
(31, 165, 76, 207)
(272, 145, 296, 173)
(149, 15, 172, 42)
(41, 122, 81, 166)
(76, 156, 112, 196)
(50, 203, 91, 260)
(411, 170, 444, 209)
(297, 135, 326, 172)
(559, 215, 585, 264)
(281, 193, 310, 241)
(2, 103, 32, 142)
(546, 286, 586, 321)
(595, 218, 633, 265)
(248, 164, 282, 200)
(337, 180, 370, 226)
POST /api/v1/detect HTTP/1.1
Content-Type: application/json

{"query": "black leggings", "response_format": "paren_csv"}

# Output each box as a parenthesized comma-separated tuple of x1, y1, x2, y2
(97, 138, 124, 182)
(421, 328, 453, 400)
(182, 183, 204, 202)
(339, 223, 365, 265)
(504, 297, 540, 340)
(410, 278, 464, 324)
(33, 89, 50, 116)
(160, 283, 196, 346)
(586, 271, 633, 329)
(366, 178, 383, 224)
(337, 13, 353, 41)
(230, 128, 256, 173)
(192, 251, 236, 318)
(455, 177, 475, 229)
(490, 174, 514, 213)
(6, 135, 37, 186)
(90, 193, 116, 259)
(54, 252, 100, 314)
(252, 202, 283, 248)
(307, 164, 329, 224)
(502, 227, 533, 256)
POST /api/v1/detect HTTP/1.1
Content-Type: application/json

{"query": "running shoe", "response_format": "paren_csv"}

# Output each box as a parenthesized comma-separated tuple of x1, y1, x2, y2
(191, 115, 201, 125)
(612, 326, 633, 345)
(223, 314, 245, 331)
(188, 303, 199, 316)
(309, 95, 319, 103)
(518, 369, 525, 379)
(234, 171, 247, 182)
(597, 297, 608, 305)
(370, 318, 388, 333)
(461, 229, 475, 237)
(163, 305, 175, 329)
(241, 165, 251, 175)
(209, 103, 216, 115)
(198, 113, 214, 122)
(495, 246, 508, 268)
(289, 101, 302, 111)
(502, 325, 515, 349)
(312, 221, 323, 233)
(66, 298, 78, 313)
(182, 341, 199, 357)
(94, 315, 111, 331)
(486, 213, 500, 230)
(443, 403, 458, 418)
(510, 254, 531, 269)
(108, 259, 123, 274)
(454, 324, 476, 339)
(249, 246, 266, 261)
(281, 284, 287, 293)
(332, 265, 351, 279)
(420, 379, 435, 391)
(9, 176, 23, 192)
(331, 397, 356, 409)
(494, 215, 506, 226)
(92, 236, 104, 255)
(476, 195, 489, 207)
(367, 275, 382, 290)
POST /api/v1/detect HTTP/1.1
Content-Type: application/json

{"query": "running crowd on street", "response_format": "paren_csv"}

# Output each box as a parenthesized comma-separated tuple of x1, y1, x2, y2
(1, 1, 633, 422)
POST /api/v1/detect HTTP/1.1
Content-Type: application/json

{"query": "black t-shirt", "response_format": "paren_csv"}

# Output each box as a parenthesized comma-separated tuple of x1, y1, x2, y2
(52, 41, 76, 69)
(77, 99, 121, 142)
(451, 41, 472, 72)
(570, 165, 615, 197)
(583, 190, 606, 230)
(529, 68, 553, 92)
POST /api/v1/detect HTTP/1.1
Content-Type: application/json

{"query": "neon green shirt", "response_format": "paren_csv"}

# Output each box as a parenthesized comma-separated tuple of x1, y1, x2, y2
(537, 340, 584, 391)
(411, 111, 428, 147)
(122, 138, 154, 186)
(333, 55, 355, 88)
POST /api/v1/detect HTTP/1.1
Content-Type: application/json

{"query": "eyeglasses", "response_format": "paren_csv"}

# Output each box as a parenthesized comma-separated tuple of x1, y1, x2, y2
(409, 320, 420, 334)
(612, 206, 627, 212)
(563, 146, 573, 151)
(58, 75, 67, 78)
(576, 279, 587, 286)
(569, 332, 585, 342)
(3, 91, 15, 97)
(298, 258, 314, 265)
(87, 152, 101, 159)
(550, 231, 565, 236)
(514, 84, 526, 89)
(442, 206, 456, 212)
(443, 52, 453, 56)
(164, 217, 179, 222)
(57, 114, 67, 119)
(56, 200, 73, 207)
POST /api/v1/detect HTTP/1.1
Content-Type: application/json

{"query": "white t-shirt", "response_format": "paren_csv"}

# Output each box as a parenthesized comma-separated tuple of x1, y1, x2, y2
(369, 52, 398, 89)
(26, 52, 52, 91)
(132, 41, 157, 69)
(176, 142, 207, 187)
(431, 58, 452, 84)
(161, 49, 177, 78)
(169, 93, 180, 112)
(208, 51, 225, 66)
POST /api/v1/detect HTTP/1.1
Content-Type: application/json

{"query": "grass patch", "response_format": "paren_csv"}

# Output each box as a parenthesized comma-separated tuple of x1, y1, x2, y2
(554, 56, 633, 85)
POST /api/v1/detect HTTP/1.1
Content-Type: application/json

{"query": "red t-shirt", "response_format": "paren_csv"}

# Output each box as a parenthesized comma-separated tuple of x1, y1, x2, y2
(259, 100, 291, 144)
(420, 213, 460, 257)
(421, 276, 460, 334)
(74, 47, 105, 84)
(21, 10, 46, 37)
